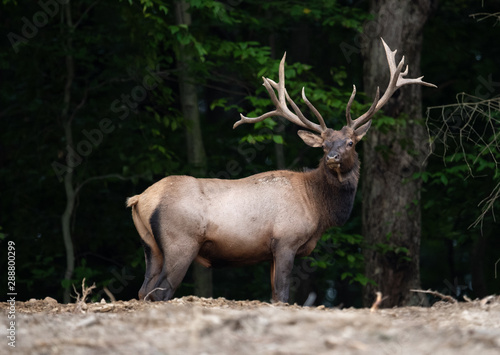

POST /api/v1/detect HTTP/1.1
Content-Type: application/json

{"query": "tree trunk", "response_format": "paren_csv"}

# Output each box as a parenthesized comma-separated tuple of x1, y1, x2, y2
(361, 0, 433, 307)
(61, 2, 75, 304)
(175, 1, 212, 298)
(471, 234, 488, 298)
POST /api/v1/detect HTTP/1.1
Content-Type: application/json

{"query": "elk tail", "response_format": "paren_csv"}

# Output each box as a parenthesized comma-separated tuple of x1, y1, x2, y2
(126, 195, 140, 208)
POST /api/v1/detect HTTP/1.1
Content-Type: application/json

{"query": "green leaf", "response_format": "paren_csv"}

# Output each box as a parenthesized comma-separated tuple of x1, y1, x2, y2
(159, 5, 168, 15)
(194, 41, 207, 60)
(210, 98, 227, 111)
(341, 272, 352, 280)
(272, 135, 284, 144)
(353, 274, 370, 286)
(168, 25, 180, 34)
(61, 279, 73, 289)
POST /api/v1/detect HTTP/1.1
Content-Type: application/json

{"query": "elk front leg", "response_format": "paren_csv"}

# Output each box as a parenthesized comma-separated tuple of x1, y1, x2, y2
(270, 242, 296, 303)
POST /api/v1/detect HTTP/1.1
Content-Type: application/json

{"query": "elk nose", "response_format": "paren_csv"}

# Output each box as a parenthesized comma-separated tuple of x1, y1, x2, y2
(328, 153, 341, 162)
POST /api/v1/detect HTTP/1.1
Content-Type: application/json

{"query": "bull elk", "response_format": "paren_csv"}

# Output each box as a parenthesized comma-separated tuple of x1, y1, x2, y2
(127, 38, 436, 303)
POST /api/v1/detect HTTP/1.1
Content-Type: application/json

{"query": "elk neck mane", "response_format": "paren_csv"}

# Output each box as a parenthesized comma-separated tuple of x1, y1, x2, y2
(303, 156, 360, 229)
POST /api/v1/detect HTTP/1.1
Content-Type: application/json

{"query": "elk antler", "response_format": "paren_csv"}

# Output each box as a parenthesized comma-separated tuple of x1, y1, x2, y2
(347, 38, 437, 130)
(234, 53, 328, 134)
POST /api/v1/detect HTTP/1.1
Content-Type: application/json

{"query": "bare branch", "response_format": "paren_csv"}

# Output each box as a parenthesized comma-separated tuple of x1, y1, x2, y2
(74, 1, 100, 29)
(426, 94, 500, 227)
(75, 173, 146, 196)
(89, 69, 174, 92)
(471, 181, 500, 228)
(410, 289, 457, 303)
(72, 278, 97, 313)
(470, 12, 500, 25)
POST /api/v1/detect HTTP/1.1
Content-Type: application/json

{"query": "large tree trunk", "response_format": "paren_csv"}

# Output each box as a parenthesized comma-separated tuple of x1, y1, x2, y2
(361, 0, 433, 307)
(175, 1, 213, 298)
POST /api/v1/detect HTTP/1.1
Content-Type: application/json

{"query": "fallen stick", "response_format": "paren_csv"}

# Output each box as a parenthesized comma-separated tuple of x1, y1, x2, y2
(410, 289, 457, 303)
(480, 295, 495, 306)
(370, 291, 387, 312)
(144, 287, 167, 302)
(103, 286, 116, 303)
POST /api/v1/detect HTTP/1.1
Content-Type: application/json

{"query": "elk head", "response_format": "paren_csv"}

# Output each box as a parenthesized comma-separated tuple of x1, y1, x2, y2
(234, 38, 436, 178)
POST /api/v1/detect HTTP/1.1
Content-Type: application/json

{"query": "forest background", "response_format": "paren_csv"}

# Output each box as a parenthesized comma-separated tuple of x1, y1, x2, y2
(1, 0, 499, 307)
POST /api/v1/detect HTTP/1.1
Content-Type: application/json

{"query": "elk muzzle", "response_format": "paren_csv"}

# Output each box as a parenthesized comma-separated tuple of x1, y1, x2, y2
(326, 153, 341, 169)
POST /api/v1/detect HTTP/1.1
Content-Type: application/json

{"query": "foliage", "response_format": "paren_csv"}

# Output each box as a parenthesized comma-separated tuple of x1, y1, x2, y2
(318, 228, 372, 287)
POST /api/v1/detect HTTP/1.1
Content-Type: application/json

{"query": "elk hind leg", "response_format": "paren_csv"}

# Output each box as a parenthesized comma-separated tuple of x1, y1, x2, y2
(132, 207, 164, 300)
(147, 237, 200, 301)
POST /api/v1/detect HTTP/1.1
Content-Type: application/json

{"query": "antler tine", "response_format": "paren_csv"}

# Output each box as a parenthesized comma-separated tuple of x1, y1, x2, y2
(235, 53, 327, 134)
(271, 55, 321, 132)
(351, 87, 380, 129)
(302, 87, 327, 131)
(233, 76, 281, 129)
(266, 78, 323, 133)
(277, 52, 287, 103)
(349, 38, 437, 130)
(346, 85, 357, 127)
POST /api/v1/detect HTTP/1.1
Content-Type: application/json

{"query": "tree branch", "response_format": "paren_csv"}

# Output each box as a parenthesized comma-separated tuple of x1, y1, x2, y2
(470, 12, 500, 24)
(426, 94, 500, 227)
(75, 173, 146, 196)
(74, 0, 100, 29)
(410, 289, 457, 303)
(68, 86, 89, 126)
(89, 69, 175, 92)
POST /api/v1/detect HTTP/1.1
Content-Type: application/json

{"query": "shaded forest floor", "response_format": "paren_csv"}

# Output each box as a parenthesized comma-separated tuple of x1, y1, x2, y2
(2, 295, 500, 354)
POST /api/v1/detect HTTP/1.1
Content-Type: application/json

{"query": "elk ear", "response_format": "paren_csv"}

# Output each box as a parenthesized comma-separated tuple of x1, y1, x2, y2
(297, 130, 323, 148)
(354, 120, 372, 141)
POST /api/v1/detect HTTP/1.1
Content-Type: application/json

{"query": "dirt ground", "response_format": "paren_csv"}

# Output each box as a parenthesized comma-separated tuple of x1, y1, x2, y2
(2, 295, 500, 355)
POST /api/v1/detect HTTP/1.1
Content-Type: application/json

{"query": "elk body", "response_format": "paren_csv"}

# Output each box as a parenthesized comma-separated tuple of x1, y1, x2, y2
(127, 39, 435, 303)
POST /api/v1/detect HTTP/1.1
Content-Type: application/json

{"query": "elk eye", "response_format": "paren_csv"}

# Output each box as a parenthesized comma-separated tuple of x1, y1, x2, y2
(348, 141, 354, 147)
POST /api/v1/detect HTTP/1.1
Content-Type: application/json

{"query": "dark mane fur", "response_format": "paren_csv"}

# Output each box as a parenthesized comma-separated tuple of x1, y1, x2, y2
(305, 157, 360, 230)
